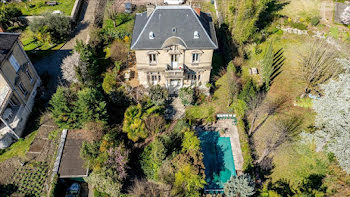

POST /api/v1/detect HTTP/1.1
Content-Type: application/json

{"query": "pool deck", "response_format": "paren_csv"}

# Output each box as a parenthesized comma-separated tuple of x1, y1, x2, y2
(197, 120, 244, 175)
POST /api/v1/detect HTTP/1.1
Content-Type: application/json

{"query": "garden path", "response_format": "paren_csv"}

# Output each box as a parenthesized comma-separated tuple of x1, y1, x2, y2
(33, 0, 97, 98)
(165, 97, 185, 120)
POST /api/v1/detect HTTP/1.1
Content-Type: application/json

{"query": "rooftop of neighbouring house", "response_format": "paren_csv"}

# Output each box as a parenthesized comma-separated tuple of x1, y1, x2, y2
(0, 33, 20, 63)
(131, 5, 218, 50)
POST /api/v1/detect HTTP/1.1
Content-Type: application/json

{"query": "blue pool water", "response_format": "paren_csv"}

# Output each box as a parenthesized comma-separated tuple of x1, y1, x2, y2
(198, 131, 236, 192)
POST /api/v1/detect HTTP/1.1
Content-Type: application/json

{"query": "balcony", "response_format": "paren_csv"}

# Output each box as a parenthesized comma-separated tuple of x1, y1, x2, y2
(0, 105, 23, 137)
(165, 64, 184, 78)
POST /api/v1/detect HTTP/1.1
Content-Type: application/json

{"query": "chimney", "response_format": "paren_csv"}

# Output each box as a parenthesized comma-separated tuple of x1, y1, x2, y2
(147, 4, 155, 17)
(193, 5, 201, 16)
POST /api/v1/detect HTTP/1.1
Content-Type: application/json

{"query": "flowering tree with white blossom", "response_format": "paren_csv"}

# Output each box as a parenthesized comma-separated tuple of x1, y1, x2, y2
(341, 6, 350, 25)
(313, 58, 350, 174)
(60, 52, 81, 83)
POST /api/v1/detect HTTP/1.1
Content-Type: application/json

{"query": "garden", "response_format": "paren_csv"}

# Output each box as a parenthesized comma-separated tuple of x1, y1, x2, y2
(2, 0, 75, 16)
(0, 162, 49, 196)
(11, 162, 49, 196)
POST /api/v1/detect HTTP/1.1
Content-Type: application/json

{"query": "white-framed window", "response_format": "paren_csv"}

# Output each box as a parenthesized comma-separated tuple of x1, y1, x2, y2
(18, 82, 28, 96)
(192, 53, 200, 63)
(148, 72, 161, 85)
(149, 54, 157, 64)
(9, 55, 20, 72)
(25, 67, 34, 84)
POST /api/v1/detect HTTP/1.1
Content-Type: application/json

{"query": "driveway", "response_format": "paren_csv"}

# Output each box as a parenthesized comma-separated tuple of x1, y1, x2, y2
(33, 0, 96, 97)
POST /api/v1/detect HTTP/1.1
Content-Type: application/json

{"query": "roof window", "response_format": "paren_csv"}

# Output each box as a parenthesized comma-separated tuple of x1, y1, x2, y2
(149, 32, 155, 39)
(194, 31, 199, 39)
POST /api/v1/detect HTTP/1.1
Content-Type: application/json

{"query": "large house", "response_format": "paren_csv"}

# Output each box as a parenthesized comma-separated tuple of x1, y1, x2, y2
(131, 5, 218, 94)
(0, 33, 41, 148)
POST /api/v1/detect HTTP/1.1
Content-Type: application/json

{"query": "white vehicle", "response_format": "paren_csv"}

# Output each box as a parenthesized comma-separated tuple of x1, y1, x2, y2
(164, 0, 184, 5)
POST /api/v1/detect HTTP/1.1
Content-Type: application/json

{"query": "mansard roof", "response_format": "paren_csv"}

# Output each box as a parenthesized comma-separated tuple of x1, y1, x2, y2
(131, 5, 218, 50)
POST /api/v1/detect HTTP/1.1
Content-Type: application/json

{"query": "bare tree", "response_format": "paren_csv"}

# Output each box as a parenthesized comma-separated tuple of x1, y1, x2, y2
(257, 116, 303, 164)
(299, 40, 342, 96)
(128, 179, 170, 197)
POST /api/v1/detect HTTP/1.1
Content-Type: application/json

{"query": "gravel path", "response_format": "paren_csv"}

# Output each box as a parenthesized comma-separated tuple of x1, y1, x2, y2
(33, 0, 97, 97)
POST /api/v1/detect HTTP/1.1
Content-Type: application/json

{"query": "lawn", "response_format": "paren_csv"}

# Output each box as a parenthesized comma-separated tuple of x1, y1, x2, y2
(7, 0, 75, 16)
(0, 130, 37, 162)
(20, 28, 64, 61)
(279, 0, 321, 20)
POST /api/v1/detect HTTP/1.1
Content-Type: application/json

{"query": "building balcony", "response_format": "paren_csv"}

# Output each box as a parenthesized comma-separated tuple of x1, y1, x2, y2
(165, 64, 184, 78)
(0, 105, 24, 137)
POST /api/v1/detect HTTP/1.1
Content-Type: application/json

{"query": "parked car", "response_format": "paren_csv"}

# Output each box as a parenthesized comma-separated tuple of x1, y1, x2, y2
(65, 183, 81, 197)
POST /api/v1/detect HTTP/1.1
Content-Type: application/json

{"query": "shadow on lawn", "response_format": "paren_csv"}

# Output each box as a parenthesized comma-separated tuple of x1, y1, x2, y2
(265, 174, 327, 196)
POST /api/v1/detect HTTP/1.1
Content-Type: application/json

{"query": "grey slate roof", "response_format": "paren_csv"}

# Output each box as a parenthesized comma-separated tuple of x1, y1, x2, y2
(131, 5, 218, 50)
(0, 33, 20, 63)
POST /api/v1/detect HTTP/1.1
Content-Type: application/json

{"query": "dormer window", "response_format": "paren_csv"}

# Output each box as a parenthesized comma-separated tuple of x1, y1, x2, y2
(149, 32, 155, 39)
(172, 27, 176, 33)
(194, 31, 199, 39)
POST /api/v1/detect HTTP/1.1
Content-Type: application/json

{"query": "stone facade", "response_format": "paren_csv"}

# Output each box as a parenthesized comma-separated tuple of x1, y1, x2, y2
(135, 48, 213, 93)
(131, 5, 218, 94)
(0, 33, 41, 148)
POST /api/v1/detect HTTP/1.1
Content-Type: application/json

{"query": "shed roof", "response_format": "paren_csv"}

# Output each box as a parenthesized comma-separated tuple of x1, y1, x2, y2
(131, 5, 218, 50)
(58, 130, 89, 178)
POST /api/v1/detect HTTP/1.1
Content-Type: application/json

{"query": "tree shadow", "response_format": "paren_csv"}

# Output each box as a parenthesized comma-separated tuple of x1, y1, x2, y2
(266, 174, 327, 196)
(256, 0, 290, 31)
(299, 174, 327, 194)
(269, 179, 295, 197)
(0, 183, 18, 197)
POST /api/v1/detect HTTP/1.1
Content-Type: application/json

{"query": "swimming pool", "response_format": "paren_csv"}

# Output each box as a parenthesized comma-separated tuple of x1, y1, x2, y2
(198, 131, 236, 193)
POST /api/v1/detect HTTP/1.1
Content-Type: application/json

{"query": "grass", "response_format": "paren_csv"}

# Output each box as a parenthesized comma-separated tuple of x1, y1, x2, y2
(0, 131, 38, 162)
(279, 0, 321, 20)
(271, 142, 330, 188)
(20, 28, 65, 61)
(295, 97, 313, 108)
(7, 0, 75, 16)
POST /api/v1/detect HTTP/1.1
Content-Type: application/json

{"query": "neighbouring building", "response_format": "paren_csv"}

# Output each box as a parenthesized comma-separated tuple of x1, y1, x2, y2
(131, 5, 218, 94)
(0, 33, 41, 148)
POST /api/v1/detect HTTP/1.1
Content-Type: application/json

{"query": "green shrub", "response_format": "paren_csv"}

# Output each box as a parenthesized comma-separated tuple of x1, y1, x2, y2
(310, 16, 320, 26)
(50, 87, 107, 129)
(149, 85, 168, 106)
(179, 87, 194, 106)
(30, 13, 71, 43)
(291, 22, 307, 30)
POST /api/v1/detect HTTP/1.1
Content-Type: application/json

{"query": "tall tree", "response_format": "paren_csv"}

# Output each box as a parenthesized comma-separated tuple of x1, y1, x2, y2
(229, 0, 273, 45)
(261, 42, 275, 90)
(313, 58, 350, 173)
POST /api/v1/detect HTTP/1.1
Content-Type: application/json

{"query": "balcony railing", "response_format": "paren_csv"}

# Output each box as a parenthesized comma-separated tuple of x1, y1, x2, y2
(165, 64, 184, 78)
